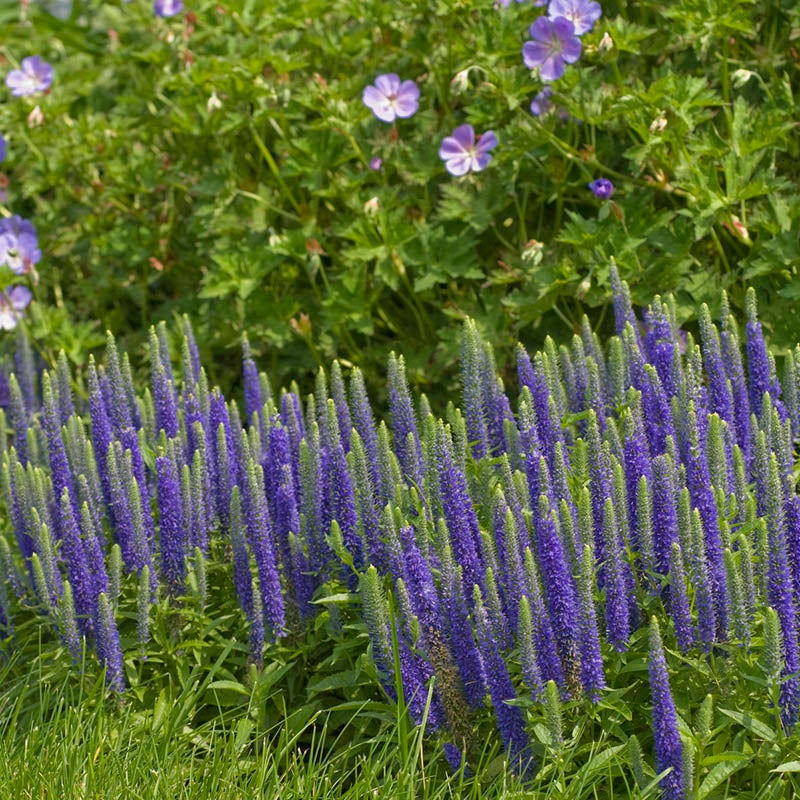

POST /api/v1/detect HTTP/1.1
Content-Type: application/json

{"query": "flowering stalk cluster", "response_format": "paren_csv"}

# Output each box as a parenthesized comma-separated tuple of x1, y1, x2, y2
(0, 277, 799, 790)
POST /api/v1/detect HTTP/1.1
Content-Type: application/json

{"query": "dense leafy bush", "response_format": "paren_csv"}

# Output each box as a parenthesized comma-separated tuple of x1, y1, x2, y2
(2, 0, 799, 397)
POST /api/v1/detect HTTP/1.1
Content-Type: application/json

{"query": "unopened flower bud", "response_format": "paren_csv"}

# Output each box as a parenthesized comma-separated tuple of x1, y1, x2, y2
(364, 196, 380, 217)
(27, 105, 44, 128)
(731, 69, 756, 88)
(649, 114, 667, 133)
(207, 92, 222, 113)
(598, 32, 613, 53)
(290, 312, 312, 338)
(521, 239, 544, 265)
(450, 68, 472, 93)
(724, 215, 751, 244)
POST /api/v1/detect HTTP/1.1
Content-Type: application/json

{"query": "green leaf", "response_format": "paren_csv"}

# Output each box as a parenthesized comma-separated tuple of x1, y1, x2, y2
(697, 754, 754, 799)
(771, 762, 800, 773)
(207, 679, 250, 695)
(311, 593, 358, 605)
(718, 708, 777, 742)
(306, 671, 361, 695)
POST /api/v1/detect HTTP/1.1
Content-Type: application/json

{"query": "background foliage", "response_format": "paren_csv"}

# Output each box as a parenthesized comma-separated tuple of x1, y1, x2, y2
(1, 0, 799, 398)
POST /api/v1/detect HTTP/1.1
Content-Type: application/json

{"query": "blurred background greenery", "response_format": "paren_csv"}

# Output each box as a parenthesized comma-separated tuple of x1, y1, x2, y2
(1, 0, 799, 404)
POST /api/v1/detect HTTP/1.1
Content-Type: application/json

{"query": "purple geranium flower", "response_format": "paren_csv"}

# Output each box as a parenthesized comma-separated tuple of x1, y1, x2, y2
(154, 0, 183, 17)
(0, 216, 42, 275)
(530, 87, 554, 116)
(523, 17, 582, 81)
(548, 0, 602, 36)
(362, 74, 420, 123)
(5, 57, 54, 97)
(588, 178, 614, 199)
(439, 125, 497, 176)
(0, 287, 32, 330)
(0, 134, 6, 163)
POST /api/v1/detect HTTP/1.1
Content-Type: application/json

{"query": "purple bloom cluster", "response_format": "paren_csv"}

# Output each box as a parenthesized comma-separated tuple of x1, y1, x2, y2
(530, 86, 554, 117)
(549, 0, 602, 35)
(363, 74, 420, 123)
(522, 1, 602, 89)
(0, 287, 32, 331)
(0, 272, 798, 774)
(0, 96, 41, 328)
(588, 178, 614, 199)
(5, 56, 54, 96)
(439, 125, 498, 177)
(154, 0, 183, 17)
(523, 17, 582, 82)
(0, 216, 41, 276)
(361, 72, 498, 177)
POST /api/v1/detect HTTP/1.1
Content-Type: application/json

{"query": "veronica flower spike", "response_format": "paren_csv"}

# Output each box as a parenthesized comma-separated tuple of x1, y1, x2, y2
(362, 74, 419, 123)
(439, 125, 497, 176)
(548, 0, 603, 36)
(523, 17, 582, 82)
(5, 56, 54, 96)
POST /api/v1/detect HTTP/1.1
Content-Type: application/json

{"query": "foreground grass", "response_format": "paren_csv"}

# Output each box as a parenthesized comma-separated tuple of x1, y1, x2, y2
(0, 662, 504, 800)
(0, 640, 661, 800)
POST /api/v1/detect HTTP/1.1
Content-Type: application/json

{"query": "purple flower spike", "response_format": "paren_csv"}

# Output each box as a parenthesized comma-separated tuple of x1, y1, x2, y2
(154, 0, 183, 17)
(5, 56, 54, 96)
(0, 287, 32, 330)
(522, 17, 582, 82)
(439, 124, 497, 176)
(362, 74, 419, 123)
(588, 178, 614, 199)
(648, 618, 685, 800)
(548, 0, 602, 36)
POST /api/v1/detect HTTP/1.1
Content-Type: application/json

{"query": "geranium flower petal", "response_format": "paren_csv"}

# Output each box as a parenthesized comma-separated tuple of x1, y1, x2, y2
(444, 155, 473, 176)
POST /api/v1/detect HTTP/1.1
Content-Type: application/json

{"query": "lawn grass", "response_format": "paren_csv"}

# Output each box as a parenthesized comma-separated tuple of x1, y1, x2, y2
(0, 645, 513, 800)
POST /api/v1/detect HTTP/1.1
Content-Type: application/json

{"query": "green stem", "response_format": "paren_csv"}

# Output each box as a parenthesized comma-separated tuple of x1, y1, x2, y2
(235, 189, 302, 223)
(248, 122, 303, 217)
(709, 226, 731, 274)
